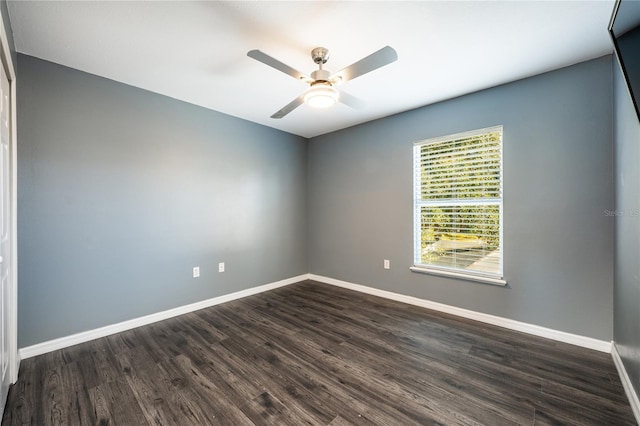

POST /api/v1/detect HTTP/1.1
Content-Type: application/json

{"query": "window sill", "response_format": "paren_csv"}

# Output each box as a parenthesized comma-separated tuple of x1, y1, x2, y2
(409, 266, 507, 287)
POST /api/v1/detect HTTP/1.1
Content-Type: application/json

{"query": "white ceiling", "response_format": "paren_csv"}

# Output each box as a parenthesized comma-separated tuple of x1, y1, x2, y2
(7, 0, 615, 138)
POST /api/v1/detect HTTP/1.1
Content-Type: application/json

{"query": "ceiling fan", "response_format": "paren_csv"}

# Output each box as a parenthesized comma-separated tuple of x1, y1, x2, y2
(247, 46, 398, 119)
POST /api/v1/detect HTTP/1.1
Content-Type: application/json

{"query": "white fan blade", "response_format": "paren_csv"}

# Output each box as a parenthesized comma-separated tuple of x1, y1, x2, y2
(331, 46, 398, 83)
(339, 90, 365, 110)
(271, 95, 305, 119)
(248, 50, 311, 82)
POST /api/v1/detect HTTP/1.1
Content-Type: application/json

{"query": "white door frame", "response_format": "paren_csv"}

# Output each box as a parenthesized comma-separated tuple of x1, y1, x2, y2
(0, 10, 18, 384)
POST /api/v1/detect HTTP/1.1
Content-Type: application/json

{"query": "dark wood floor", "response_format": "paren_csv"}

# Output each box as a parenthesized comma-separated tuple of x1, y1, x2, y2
(2, 280, 635, 425)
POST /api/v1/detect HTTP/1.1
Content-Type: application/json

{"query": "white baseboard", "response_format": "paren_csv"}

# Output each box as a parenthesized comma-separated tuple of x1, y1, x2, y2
(18, 274, 309, 360)
(612, 343, 640, 424)
(308, 274, 612, 353)
(19, 272, 612, 360)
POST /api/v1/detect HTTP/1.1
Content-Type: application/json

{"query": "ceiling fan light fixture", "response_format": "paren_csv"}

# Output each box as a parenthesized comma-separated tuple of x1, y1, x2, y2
(304, 82, 338, 108)
(248, 45, 397, 118)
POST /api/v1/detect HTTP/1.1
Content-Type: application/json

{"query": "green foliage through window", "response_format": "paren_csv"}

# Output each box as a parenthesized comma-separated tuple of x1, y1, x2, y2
(413, 127, 503, 277)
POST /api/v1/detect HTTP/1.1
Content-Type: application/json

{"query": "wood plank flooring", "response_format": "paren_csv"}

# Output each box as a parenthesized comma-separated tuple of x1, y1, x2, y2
(2, 280, 635, 425)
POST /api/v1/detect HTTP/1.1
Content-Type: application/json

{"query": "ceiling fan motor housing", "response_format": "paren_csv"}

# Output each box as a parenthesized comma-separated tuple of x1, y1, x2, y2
(310, 69, 331, 83)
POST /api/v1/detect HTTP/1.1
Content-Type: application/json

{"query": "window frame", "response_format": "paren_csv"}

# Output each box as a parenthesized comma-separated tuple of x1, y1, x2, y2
(411, 126, 506, 286)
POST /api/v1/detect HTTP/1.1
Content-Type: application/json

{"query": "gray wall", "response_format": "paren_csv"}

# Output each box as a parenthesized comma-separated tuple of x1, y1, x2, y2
(308, 56, 614, 340)
(17, 54, 307, 347)
(17, 51, 616, 347)
(614, 55, 640, 397)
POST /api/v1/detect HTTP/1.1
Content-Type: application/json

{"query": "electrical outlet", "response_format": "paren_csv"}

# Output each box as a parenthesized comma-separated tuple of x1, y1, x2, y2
(384, 259, 390, 270)
(193, 266, 200, 278)
(218, 262, 225, 273)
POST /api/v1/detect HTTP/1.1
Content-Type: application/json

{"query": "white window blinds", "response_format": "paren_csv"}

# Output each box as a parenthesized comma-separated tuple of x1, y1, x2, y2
(413, 126, 503, 279)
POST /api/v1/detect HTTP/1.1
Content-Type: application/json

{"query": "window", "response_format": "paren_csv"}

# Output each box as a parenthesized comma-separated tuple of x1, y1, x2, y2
(412, 126, 504, 284)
